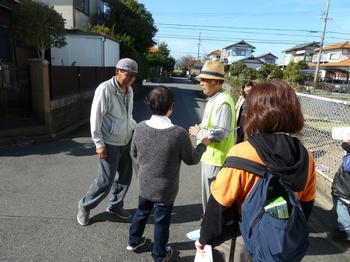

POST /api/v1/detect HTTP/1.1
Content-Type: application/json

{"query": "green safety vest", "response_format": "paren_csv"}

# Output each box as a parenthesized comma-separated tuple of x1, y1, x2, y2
(200, 90, 236, 166)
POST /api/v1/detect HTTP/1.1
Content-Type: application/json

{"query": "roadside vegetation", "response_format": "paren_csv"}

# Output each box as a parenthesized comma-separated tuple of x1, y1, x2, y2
(89, 0, 175, 81)
(11, 0, 66, 60)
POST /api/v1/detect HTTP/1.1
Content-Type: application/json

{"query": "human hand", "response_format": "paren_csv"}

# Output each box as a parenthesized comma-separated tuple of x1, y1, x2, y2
(195, 240, 205, 255)
(189, 124, 201, 137)
(96, 147, 107, 159)
(201, 137, 211, 146)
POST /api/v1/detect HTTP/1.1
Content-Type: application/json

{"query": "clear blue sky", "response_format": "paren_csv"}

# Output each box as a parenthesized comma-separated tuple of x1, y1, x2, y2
(137, 0, 350, 64)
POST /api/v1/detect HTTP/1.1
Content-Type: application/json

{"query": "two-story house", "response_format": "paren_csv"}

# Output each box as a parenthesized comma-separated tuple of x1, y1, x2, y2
(39, 0, 119, 67)
(255, 52, 278, 65)
(40, 0, 104, 29)
(222, 40, 255, 65)
(309, 41, 350, 81)
(283, 42, 320, 66)
(207, 49, 223, 61)
(229, 52, 278, 70)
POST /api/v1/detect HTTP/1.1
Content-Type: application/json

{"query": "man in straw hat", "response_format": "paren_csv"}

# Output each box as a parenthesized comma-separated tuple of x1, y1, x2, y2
(189, 60, 236, 212)
(77, 58, 138, 226)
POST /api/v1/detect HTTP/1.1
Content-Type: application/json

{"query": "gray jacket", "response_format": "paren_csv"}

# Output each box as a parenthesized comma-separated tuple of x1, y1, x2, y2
(90, 77, 137, 148)
(131, 121, 206, 204)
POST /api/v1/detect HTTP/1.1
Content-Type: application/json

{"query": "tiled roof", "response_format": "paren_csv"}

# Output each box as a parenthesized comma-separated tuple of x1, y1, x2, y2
(207, 49, 223, 56)
(316, 41, 350, 51)
(283, 42, 320, 52)
(223, 40, 256, 50)
(256, 52, 278, 59)
(148, 47, 158, 53)
(309, 58, 350, 67)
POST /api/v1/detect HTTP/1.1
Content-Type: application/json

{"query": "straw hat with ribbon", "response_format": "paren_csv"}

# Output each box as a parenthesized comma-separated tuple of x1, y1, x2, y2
(197, 61, 225, 80)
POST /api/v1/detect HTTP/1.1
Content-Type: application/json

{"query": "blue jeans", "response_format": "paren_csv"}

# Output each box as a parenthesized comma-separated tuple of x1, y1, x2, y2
(129, 196, 173, 262)
(333, 195, 350, 232)
(80, 143, 132, 210)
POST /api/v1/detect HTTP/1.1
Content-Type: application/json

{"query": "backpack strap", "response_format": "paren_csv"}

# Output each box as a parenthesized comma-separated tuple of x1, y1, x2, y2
(223, 156, 267, 178)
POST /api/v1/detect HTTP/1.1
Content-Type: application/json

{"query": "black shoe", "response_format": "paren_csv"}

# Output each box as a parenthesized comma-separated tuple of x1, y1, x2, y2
(126, 236, 146, 251)
(330, 229, 350, 241)
(162, 246, 173, 262)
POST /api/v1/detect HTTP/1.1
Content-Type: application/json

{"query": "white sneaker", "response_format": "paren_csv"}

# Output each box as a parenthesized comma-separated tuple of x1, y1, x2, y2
(77, 204, 90, 226)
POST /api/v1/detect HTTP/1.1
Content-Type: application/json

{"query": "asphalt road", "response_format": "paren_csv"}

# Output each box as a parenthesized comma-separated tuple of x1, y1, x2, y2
(0, 77, 349, 261)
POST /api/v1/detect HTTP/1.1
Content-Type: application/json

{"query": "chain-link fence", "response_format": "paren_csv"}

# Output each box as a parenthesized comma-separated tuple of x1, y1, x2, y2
(297, 93, 350, 182)
(224, 82, 350, 182)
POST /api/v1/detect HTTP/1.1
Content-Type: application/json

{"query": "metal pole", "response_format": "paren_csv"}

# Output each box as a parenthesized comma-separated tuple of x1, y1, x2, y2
(314, 0, 331, 83)
(197, 32, 201, 62)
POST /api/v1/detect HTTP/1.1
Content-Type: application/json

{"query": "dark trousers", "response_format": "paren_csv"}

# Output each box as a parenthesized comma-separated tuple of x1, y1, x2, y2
(80, 143, 132, 210)
(129, 196, 173, 262)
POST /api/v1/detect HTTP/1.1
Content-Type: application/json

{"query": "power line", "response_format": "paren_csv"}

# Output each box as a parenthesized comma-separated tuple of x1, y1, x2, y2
(157, 23, 322, 33)
(156, 34, 308, 44)
(156, 23, 350, 36)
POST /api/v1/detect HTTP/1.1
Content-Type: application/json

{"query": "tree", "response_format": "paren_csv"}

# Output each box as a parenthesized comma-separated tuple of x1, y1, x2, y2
(230, 61, 247, 77)
(283, 61, 307, 83)
(146, 42, 175, 77)
(11, 0, 66, 60)
(176, 55, 197, 73)
(257, 64, 283, 80)
(242, 67, 258, 80)
(102, 0, 157, 54)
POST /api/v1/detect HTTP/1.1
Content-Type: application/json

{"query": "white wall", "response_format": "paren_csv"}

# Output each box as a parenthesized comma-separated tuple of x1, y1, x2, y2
(284, 54, 294, 66)
(51, 35, 103, 66)
(51, 34, 119, 67)
(104, 38, 119, 67)
(39, 0, 74, 29)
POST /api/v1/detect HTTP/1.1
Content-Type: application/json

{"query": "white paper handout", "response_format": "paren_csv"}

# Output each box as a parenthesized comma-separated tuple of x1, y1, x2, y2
(332, 127, 350, 141)
(194, 245, 213, 262)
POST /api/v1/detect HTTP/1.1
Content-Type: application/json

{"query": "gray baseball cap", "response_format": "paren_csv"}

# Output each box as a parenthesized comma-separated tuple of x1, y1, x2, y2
(116, 58, 138, 74)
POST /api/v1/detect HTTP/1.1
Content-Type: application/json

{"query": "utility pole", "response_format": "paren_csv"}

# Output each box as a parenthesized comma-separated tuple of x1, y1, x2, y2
(314, 0, 331, 83)
(197, 32, 201, 62)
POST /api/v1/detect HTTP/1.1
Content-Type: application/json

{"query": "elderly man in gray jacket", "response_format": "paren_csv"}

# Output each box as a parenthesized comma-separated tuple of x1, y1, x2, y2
(77, 58, 138, 226)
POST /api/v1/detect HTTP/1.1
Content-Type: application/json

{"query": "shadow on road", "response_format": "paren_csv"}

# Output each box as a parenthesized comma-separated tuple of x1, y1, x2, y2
(0, 124, 95, 157)
(307, 205, 350, 256)
(89, 203, 202, 226)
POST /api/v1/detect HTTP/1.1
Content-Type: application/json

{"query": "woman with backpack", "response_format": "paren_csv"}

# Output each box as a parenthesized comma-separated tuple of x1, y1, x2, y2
(194, 80, 317, 261)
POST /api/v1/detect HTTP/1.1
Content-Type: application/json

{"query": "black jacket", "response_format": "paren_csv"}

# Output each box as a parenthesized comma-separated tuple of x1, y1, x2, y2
(331, 142, 350, 201)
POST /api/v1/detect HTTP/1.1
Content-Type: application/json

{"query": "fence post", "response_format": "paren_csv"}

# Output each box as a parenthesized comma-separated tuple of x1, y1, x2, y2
(29, 59, 51, 128)
(0, 64, 8, 115)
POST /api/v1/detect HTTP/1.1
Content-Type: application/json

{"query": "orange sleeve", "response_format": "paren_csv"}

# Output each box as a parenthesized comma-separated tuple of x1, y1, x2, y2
(296, 152, 317, 202)
(210, 142, 262, 208)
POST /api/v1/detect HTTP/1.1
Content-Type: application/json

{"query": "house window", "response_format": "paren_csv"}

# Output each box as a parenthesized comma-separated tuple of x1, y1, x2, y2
(330, 53, 340, 60)
(235, 48, 246, 56)
(74, 0, 89, 15)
